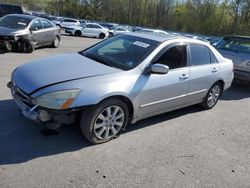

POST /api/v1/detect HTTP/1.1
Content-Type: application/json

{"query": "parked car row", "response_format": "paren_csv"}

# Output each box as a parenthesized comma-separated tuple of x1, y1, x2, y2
(0, 3, 249, 84)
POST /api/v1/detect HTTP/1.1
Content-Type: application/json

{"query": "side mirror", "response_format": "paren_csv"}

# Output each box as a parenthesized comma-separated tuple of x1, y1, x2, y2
(150, 64, 169, 74)
(30, 27, 38, 32)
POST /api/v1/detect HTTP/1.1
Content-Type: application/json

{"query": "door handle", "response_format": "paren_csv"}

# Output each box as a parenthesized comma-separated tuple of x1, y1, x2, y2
(179, 74, 189, 80)
(211, 68, 218, 73)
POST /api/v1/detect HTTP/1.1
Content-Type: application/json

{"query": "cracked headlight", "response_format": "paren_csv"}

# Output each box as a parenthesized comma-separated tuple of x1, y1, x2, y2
(32, 89, 80, 110)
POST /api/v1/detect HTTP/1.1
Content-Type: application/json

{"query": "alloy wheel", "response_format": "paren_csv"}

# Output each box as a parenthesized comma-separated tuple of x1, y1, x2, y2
(207, 84, 221, 108)
(54, 37, 59, 47)
(93, 105, 125, 140)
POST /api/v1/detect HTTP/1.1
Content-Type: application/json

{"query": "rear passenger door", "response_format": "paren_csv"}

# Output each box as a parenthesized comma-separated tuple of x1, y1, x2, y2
(188, 43, 221, 101)
(41, 19, 54, 44)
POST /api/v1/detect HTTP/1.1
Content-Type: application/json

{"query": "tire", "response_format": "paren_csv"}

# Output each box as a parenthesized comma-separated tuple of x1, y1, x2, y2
(75, 30, 81, 37)
(201, 82, 222, 109)
(0, 41, 11, 53)
(99, 33, 105, 39)
(19, 39, 34, 53)
(109, 33, 113, 37)
(80, 98, 129, 144)
(51, 36, 60, 48)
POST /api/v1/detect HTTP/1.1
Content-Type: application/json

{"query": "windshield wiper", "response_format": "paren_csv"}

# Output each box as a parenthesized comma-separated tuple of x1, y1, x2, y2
(81, 52, 113, 67)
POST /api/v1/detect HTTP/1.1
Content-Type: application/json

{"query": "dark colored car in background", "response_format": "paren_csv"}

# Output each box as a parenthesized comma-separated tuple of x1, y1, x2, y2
(0, 3, 23, 17)
(0, 14, 61, 53)
(215, 36, 250, 82)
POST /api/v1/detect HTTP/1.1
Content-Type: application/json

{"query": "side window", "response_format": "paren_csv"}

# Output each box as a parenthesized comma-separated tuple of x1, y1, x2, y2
(41, 20, 53, 29)
(156, 45, 187, 70)
(190, 44, 210, 66)
(30, 20, 42, 30)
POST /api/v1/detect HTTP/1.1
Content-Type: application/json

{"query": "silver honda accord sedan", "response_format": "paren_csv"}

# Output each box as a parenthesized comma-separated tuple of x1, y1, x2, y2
(8, 33, 234, 144)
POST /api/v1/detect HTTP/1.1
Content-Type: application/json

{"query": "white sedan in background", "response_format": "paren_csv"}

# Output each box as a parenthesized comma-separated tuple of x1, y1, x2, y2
(109, 27, 130, 37)
(65, 23, 109, 39)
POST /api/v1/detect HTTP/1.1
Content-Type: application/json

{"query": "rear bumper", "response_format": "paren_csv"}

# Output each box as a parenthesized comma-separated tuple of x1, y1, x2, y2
(234, 69, 250, 82)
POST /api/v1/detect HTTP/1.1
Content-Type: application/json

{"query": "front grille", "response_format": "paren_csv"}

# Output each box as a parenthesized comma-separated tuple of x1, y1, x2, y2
(11, 81, 32, 107)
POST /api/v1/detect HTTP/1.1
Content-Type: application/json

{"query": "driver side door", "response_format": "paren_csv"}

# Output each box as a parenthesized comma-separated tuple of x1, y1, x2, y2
(138, 43, 191, 118)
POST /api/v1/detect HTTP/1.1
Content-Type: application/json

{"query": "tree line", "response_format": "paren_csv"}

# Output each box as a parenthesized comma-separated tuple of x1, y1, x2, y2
(1, 0, 250, 36)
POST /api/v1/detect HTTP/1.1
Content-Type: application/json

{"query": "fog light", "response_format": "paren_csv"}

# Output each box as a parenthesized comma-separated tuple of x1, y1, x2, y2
(39, 110, 51, 122)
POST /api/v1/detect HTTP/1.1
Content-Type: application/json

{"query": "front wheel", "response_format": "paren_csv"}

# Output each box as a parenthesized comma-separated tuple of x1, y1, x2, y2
(201, 82, 222, 109)
(80, 98, 129, 144)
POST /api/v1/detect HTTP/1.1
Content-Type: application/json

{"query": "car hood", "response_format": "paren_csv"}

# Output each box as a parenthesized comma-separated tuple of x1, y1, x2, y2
(0, 26, 24, 36)
(13, 53, 122, 94)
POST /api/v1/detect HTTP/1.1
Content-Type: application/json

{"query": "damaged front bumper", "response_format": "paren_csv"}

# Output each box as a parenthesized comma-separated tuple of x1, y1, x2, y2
(0, 36, 14, 52)
(7, 81, 77, 127)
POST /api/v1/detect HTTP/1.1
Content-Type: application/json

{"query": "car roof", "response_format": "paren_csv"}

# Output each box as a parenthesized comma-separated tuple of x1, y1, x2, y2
(5, 14, 38, 20)
(124, 32, 181, 42)
(224, 35, 250, 40)
(124, 32, 213, 46)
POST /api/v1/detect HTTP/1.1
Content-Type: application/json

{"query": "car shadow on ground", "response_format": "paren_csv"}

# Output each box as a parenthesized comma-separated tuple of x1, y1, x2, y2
(0, 99, 202, 165)
(221, 82, 250, 101)
(0, 99, 92, 165)
(0, 84, 249, 165)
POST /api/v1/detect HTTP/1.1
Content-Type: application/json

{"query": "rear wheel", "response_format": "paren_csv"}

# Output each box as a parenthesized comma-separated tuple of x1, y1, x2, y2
(99, 33, 105, 39)
(75, 30, 81, 37)
(201, 82, 222, 109)
(51, 36, 60, 48)
(80, 98, 129, 144)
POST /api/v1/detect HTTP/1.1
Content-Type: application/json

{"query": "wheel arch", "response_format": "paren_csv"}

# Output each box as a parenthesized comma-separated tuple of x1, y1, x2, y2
(98, 95, 134, 121)
(216, 80, 225, 96)
(55, 34, 61, 41)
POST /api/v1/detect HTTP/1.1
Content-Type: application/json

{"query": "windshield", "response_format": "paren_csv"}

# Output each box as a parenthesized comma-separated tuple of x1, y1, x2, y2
(216, 37, 250, 54)
(0, 15, 30, 29)
(80, 35, 159, 70)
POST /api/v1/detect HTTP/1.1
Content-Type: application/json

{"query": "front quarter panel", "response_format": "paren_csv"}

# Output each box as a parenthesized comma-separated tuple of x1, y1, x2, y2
(31, 68, 141, 112)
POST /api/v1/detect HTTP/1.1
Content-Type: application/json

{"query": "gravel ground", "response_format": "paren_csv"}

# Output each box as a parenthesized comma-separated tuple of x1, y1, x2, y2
(0, 35, 249, 188)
